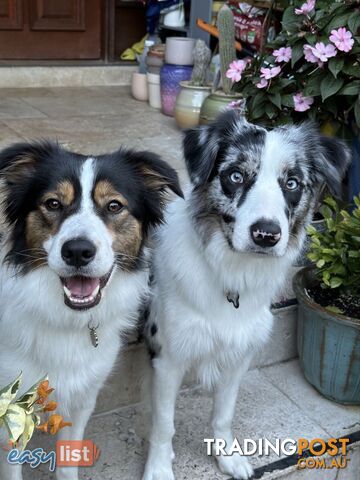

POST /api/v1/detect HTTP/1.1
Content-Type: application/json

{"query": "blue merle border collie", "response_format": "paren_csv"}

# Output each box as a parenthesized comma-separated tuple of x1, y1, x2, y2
(143, 110, 351, 480)
(0, 142, 182, 480)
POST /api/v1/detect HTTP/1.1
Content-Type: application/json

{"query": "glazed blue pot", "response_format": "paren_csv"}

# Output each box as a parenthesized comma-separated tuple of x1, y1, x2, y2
(293, 268, 360, 405)
(160, 63, 192, 117)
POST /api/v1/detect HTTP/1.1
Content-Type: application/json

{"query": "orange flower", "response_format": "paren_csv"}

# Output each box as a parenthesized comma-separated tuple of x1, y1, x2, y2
(43, 401, 57, 412)
(48, 414, 72, 435)
(36, 380, 54, 404)
(37, 422, 48, 433)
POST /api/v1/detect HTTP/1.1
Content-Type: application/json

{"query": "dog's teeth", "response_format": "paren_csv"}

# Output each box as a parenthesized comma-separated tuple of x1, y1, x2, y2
(92, 285, 100, 297)
(63, 286, 71, 298)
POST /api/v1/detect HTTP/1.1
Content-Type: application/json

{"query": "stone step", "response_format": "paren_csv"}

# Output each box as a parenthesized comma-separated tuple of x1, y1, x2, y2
(0, 66, 136, 88)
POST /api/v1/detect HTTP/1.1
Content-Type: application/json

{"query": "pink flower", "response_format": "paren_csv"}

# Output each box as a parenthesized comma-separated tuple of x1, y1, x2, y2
(329, 27, 354, 53)
(273, 47, 292, 63)
(303, 44, 323, 67)
(311, 42, 337, 62)
(293, 92, 314, 112)
(256, 78, 268, 89)
(303, 44, 318, 63)
(260, 66, 281, 80)
(226, 60, 248, 83)
(295, 0, 315, 15)
(227, 99, 245, 110)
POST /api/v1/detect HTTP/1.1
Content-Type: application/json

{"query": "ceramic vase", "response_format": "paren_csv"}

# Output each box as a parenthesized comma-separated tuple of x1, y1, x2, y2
(160, 64, 192, 117)
(174, 81, 212, 129)
(147, 73, 161, 109)
(165, 37, 196, 66)
(199, 91, 244, 125)
(131, 72, 148, 102)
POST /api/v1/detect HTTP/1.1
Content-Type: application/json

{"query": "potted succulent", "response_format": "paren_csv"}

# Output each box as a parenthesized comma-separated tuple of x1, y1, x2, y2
(174, 39, 212, 129)
(293, 195, 360, 405)
(199, 4, 244, 124)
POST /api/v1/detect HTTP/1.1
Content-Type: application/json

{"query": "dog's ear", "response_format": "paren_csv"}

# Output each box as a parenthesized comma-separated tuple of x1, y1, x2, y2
(0, 141, 57, 186)
(183, 109, 247, 187)
(183, 124, 218, 187)
(316, 135, 352, 197)
(129, 150, 183, 198)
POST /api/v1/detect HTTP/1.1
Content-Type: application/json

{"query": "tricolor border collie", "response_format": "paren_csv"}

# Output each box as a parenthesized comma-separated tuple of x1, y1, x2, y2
(0, 141, 182, 480)
(143, 111, 351, 480)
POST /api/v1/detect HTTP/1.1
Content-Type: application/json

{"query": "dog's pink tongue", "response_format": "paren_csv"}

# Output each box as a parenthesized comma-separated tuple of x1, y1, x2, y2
(66, 277, 100, 298)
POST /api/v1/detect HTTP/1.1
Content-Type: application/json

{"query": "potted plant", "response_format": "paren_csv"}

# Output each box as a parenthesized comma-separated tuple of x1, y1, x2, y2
(228, 0, 359, 131)
(174, 39, 212, 129)
(199, 4, 244, 124)
(293, 195, 360, 405)
(0, 374, 71, 450)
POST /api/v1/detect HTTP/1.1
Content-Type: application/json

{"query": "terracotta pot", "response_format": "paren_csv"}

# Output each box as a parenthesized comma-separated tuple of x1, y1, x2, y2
(199, 91, 244, 125)
(293, 268, 360, 405)
(160, 64, 192, 117)
(165, 37, 196, 66)
(131, 72, 148, 102)
(174, 81, 212, 129)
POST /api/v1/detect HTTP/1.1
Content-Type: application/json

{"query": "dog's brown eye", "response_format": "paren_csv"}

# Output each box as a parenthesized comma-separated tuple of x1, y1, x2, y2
(45, 198, 61, 211)
(229, 171, 243, 184)
(107, 200, 123, 213)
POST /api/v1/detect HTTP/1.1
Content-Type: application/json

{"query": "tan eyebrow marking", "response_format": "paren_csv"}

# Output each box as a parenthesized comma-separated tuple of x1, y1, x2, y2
(93, 180, 128, 208)
(42, 180, 75, 207)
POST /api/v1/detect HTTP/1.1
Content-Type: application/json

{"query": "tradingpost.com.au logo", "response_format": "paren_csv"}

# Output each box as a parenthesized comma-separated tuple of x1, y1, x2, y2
(7, 440, 100, 472)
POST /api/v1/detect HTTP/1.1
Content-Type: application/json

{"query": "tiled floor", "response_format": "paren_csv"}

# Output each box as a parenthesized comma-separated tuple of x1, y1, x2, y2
(0, 86, 187, 181)
(23, 360, 359, 480)
(1, 87, 359, 480)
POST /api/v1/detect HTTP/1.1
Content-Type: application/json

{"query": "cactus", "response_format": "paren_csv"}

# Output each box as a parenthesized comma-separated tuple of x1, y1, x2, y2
(190, 39, 211, 87)
(218, 4, 236, 95)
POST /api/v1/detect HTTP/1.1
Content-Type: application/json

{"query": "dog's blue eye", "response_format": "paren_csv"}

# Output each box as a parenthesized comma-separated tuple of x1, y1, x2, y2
(107, 200, 123, 213)
(45, 199, 61, 211)
(229, 171, 243, 184)
(286, 178, 299, 190)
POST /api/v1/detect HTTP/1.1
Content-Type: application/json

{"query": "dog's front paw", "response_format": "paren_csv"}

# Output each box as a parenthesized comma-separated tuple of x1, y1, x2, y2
(216, 454, 253, 479)
(142, 459, 175, 480)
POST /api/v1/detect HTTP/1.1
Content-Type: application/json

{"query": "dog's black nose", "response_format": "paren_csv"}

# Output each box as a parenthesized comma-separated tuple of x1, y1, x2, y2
(250, 220, 281, 248)
(61, 239, 96, 267)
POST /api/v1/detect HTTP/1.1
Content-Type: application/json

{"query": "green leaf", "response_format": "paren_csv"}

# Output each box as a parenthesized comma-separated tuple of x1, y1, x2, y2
(0, 373, 22, 417)
(328, 57, 345, 79)
(329, 277, 343, 289)
(316, 259, 326, 268)
(342, 62, 360, 78)
(339, 80, 360, 95)
(320, 75, 344, 101)
(3, 404, 26, 444)
(291, 42, 304, 68)
(281, 94, 295, 108)
(269, 92, 282, 109)
(348, 12, 360, 35)
(282, 6, 300, 34)
(251, 102, 266, 120)
(324, 13, 352, 35)
(265, 103, 277, 119)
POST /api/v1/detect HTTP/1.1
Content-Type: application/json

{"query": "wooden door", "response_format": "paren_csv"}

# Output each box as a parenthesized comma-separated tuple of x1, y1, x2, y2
(0, 0, 102, 60)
